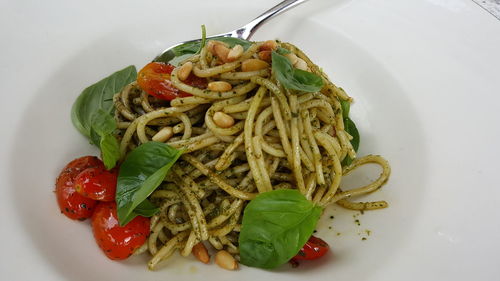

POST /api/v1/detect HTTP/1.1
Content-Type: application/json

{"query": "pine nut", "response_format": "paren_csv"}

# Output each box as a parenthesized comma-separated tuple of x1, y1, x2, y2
(260, 40, 278, 51)
(208, 81, 232, 92)
(215, 250, 238, 270)
(285, 53, 298, 65)
(213, 44, 230, 63)
(178, 62, 193, 81)
(192, 242, 210, 264)
(213, 112, 235, 128)
(152, 127, 173, 142)
(241, 59, 270, 72)
(227, 44, 244, 62)
(207, 40, 228, 54)
(294, 58, 308, 71)
(258, 50, 272, 62)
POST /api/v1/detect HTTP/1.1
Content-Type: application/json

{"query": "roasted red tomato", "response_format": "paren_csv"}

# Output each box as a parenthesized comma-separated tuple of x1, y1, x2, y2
(55, 156, 103, 220)
(292, 236, 330, 261)
(74, 166, 118, 201)
(137, 62, 207, 101)
(91, 201, 150, 260)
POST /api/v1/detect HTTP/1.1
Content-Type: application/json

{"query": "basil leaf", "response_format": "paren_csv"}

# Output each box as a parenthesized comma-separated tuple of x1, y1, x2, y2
(120, 199, 159, 226)
(271, 52, 323, 93)
(239, 189, 323, 269)
(341, 116, 360, 166)
(87, 109, 121, 170)
(116, 142, 182, 226)
(99, 134, 120, 170)
(276, 47, 291, 55)
(340, 99, 350, 119)
(71, 65, 136, 138)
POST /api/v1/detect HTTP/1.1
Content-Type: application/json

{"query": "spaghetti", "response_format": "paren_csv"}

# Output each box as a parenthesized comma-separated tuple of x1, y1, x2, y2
(113, 40, 391, 269)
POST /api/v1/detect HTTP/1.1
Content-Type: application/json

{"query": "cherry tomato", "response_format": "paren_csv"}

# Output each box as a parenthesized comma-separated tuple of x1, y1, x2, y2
(91, 201, 150, 260)
(292, 236, 329, 261)
(74, 166, 118, 201)
(137, 62, 207, 101)
(55, 156, 103, 220)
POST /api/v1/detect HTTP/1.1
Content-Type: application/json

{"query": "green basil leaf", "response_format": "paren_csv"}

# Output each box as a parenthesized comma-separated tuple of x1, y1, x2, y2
(120, 199, 159, 226)
(71, 65, 136, 138)
(214, 37, 253, 49)
(341, 116, 360, 166)
(116, 142, 182, 226)
(276, 47, 291, 55)
(239, 189, 323, 269)
(340, 99, 350, 119)
(88, 109, 120, 170)
(271, 52, 323, 93)
(100, 134, 120, 170)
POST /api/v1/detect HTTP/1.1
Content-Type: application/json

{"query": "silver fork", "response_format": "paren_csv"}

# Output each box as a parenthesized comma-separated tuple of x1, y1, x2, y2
(154, 0, 307, 63)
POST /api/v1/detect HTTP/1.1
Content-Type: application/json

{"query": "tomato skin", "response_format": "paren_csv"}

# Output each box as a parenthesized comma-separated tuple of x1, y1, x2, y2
(137, 62, 207, 101)
(91, 201, 150, 260)
(292, 236, 329, 261)
(74, 166, 118, 201)
(55, 156, 102, 220)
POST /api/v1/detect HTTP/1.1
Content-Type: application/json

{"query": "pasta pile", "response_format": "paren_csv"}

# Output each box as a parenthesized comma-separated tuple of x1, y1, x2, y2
(113, 40, 391, 269)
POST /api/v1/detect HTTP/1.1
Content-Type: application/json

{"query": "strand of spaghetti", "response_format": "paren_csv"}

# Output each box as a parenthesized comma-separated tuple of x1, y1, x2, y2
(336, 194, 388, 210)
(199, 44, 209, 69)
(302, 110, 325, 184)
(252, 135, 272, 192)
(297, 114, 314, 163)
(329, 155, 391, 203)
(136, 106, 197, 143)
(148, 231, 189, 270)
(158, 200, 191, 233)
(219, 69, 270, 80)
(214, 132, 243, 171)
(210, 205, 243, 237)
(313, 131, 343, 207)
(205, 96, 247, 136)
(251, 76, 292, 120)
(223, 97, 271, 114)
(180, 231, 198, 257)
(114, 91, 136, 121)
(170, 96, 211, 107)
(148, 221, 166, 255)
(300, 99, 336, 124)
(171, 173, 208, 241)
(182, 136, 220, 153)
(171, 65, 258, 99)
(181, 154, 257, 200)
(271, 97, 293, 166)
(244, 86, 271, 193)
(140, 91, 155, 112)
(119, 105, 196, 156)
(207, 199, 243, 228)
(121, 82, 136, 112)
(304, 173, 317, 200)
(289, 94, 306, 194)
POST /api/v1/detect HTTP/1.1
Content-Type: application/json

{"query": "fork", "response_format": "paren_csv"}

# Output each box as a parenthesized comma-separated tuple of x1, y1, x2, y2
(153, 0, 307, 63)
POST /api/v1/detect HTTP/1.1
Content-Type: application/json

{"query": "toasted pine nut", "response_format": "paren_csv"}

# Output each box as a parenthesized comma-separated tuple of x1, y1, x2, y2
(208, 81, 232, 92)
(258, 50, 272, 62)
(178, 62, 193, 81)
(192, 242, 210, 264)
(215, 250, 238, 270)
(152, 127, 173, 142)
(260, 40, 278, 51)
(294, 58, 308, 71)
(213, 44, 230, 63)
(213, 112, 235, 128)
(227, 44, 244, 62)
(241, 59, 270, 72)
(285, 53, 298, 65)
(207, 40, 228, 54)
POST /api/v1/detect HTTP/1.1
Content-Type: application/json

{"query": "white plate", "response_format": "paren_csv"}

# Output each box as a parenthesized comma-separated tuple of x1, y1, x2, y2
(1, 0, 499, 280)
